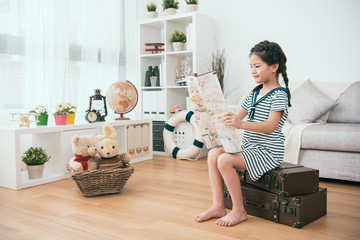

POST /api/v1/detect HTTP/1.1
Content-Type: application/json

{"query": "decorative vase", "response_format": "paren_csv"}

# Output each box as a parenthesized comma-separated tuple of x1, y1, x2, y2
(36, 114, 48, 126)
(54, 114, 67, 125)
(66, 113, 75, 125)
(164, 8, 176, 16)
(147, 11, 158, 19)
(172, 42, 184, 52)
(27, 164, 45, 179)
(186, 4, 198, 12)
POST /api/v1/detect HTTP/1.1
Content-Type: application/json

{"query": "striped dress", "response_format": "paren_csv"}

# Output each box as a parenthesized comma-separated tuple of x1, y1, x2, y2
(240, 89, 289, 181)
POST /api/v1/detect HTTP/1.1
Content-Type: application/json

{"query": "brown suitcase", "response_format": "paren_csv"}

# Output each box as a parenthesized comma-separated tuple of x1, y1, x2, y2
(224, 184, 327, 228)
(236, 162, 319, 197)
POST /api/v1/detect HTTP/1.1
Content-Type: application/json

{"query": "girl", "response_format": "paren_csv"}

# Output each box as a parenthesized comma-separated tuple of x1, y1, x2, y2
(194, 40, 291, 227)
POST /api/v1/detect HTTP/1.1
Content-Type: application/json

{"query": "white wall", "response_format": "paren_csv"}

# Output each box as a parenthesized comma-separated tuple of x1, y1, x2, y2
(136, 0, 360, 104)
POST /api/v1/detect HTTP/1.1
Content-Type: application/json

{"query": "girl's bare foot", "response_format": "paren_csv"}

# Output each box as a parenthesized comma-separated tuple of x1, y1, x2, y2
(194, 206, 227, 222)
(215, 210, 247, 227)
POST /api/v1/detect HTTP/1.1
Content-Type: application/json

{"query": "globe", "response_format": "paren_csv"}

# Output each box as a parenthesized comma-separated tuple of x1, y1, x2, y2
(106, 80, 138, 120)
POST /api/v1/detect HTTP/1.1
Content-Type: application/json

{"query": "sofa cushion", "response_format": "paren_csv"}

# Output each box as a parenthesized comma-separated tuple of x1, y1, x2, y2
(298, 150, 360, 182)
(327, 81, 360, 123)
(287, 79, 338, 125)
(301, 123, 360, 152)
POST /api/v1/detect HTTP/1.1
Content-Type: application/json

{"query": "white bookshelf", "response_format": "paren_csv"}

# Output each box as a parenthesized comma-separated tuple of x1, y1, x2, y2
(0, 119, 152, 190)
(139, 12, 215, 121)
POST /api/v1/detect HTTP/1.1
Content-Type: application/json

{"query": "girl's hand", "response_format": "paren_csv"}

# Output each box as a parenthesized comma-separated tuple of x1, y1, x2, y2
(223, 112, 243, 129)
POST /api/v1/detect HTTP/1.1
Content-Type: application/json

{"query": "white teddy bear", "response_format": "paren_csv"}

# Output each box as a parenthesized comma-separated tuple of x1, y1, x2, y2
(68, 135, 100, 172)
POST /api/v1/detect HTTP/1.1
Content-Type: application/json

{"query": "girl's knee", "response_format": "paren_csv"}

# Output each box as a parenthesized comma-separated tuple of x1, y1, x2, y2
(207, 155, 217, 165)
(217, 153, 232, 171)
(209, 147, 224, 156)
(207, 148, 224, 164)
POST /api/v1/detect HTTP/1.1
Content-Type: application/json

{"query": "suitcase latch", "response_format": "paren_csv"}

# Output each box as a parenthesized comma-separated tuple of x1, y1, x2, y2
(236, 169, 246, 181)
(280, 199, 296, 216)
(260, 173, 280, 191)
(293, 196, 303, 207)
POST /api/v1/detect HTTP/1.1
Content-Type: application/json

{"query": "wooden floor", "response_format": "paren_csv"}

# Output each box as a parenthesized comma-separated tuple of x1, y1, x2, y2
(0, 155, 359, 240)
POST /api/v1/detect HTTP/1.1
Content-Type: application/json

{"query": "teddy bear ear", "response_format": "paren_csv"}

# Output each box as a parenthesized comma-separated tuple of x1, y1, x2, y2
(103, 124, 117, 139)
(71, 136, 79, 144)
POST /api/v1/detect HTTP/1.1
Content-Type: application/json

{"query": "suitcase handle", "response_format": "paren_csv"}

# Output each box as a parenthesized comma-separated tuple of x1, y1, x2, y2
(243, 198, 271, 211)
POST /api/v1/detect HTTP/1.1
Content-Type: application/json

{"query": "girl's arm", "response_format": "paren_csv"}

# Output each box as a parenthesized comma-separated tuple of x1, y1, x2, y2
(235, 107, 248, 120)
(224, 110, 282, 134)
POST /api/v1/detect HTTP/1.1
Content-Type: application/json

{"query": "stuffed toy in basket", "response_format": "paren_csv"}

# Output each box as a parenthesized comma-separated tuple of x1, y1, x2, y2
(68, 124, 134, 197)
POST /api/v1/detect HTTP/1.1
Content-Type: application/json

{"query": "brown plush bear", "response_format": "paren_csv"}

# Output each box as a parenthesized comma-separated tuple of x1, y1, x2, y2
(68, 135, 100, 172)
(97, 124, 131, 169)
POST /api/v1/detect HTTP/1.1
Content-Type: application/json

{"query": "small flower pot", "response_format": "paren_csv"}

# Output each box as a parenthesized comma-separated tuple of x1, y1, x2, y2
(172, 42, 184, 52)
(36, 114, 48, 126)
(27, 164, 45, 179)
(163, 8, 176, 16)
(66, 113, 75, 125)
(54, 114, 67, 125)
(147, 11, 158, 19)
(186, 4, 198, 12)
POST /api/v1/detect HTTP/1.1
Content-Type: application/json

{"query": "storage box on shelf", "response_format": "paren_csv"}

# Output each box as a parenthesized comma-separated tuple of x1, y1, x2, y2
(0, 119, 152, 190)
(153, 121, 166, 152)
(139, 12, 215, 154)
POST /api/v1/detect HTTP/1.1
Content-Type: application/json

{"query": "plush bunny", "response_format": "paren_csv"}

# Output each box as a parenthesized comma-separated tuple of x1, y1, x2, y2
(68, 135, 100, 172)
(97, 124, 131, 169)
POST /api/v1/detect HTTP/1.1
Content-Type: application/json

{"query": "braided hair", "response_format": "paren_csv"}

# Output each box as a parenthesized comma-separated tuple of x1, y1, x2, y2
(250, 40, 291, 101)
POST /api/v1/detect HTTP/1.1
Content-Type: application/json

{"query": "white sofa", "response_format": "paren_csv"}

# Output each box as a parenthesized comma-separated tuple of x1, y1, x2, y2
(230, 80, 360, 182)
(285, 80, 360, 182)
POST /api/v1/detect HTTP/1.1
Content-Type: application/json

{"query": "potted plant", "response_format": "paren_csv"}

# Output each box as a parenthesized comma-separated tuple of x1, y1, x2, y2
(53, 102, 68, 125)
(169, 30, 186, 52)
(185, 0, 199, 12)
(146, 2, 158, 19)
(22, 147, 51, 179)
(209, 49, 226, 93)
(65, 103, 77, 125)
(29, 104, 49, 126)
(208, 49, 239, 98)
(162, 0, 179, 16)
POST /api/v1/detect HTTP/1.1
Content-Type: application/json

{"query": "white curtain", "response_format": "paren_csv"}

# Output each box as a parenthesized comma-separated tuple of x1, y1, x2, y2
(0, 0, 125, 125)
(23, 0, 70, 109)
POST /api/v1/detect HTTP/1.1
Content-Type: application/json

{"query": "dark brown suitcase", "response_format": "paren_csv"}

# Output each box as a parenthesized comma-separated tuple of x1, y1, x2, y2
(224, 183, 327, 228)
(236, 162, 319, 197)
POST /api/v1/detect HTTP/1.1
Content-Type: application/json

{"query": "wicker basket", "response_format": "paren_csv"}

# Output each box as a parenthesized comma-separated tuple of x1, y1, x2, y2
(69, 165, 134, 197)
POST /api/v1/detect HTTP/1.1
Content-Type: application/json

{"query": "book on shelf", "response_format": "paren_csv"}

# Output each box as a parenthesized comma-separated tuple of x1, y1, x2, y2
(185, 71, 242, 153)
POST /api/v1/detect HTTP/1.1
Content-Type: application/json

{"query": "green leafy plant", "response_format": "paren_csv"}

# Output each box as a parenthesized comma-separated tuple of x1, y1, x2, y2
(29, 105, 48, 115)
(169, 30, 186, 43)
(209, 49, 226, 92)
(208, 49, 239, 98)
(22, 147, 51, 166)
(147, 3, 157, 12)
(162, 0, 179, 10)
(185, 0, 198, 4)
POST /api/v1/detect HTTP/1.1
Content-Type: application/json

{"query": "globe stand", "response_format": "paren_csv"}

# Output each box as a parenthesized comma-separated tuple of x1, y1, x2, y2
(115, 112, 130, 120)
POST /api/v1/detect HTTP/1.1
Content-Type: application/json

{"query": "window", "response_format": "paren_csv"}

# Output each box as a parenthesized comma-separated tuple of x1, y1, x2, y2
(0, 0, 126, 125)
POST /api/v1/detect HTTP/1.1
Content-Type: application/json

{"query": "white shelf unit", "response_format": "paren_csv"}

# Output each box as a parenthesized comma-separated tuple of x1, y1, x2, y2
(139, 12, 215, 121)
(0, 119, 152, 190)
